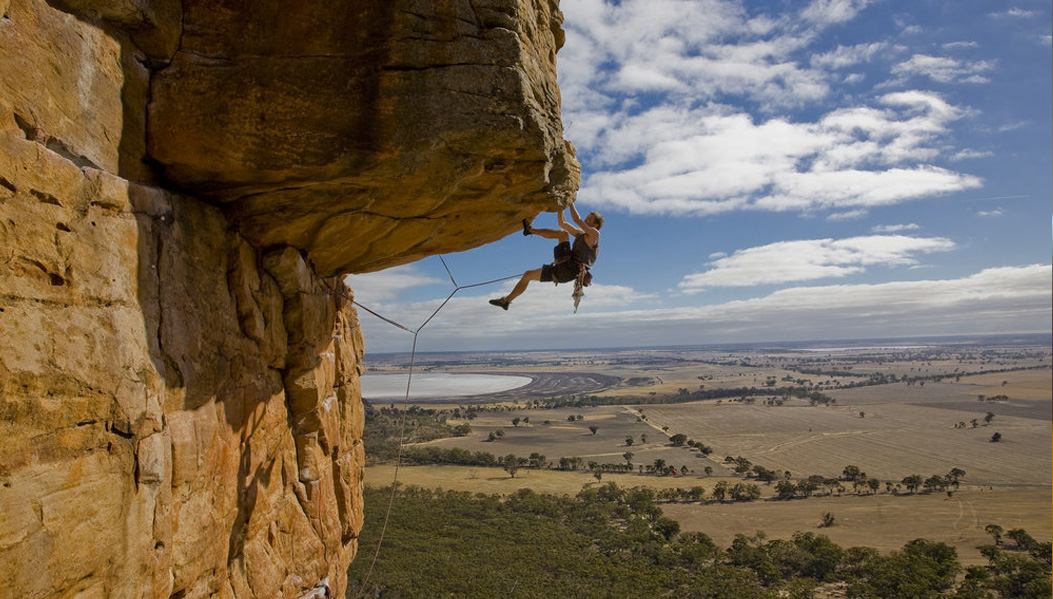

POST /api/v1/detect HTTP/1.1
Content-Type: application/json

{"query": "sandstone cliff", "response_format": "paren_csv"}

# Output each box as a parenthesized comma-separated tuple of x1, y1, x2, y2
(0, 0, 578, 597)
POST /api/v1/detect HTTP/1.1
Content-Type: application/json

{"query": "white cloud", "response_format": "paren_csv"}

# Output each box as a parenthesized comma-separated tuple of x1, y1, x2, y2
(556, 0, 992, 219)
(952, 148, 993, 161)
(827, 209, 869, 221)
(678, 235, 957, 291)
(998, 121, 1029, 132)
(353, 266, 1053, 352)
(977, 209, 1005, 217)
(810, 42, 890, 69)
(575, 89, 982, 216)
(991, 8, 1038, 18)
(344, 265, 443, 303)
(889, 54, 995, 84)
(872, 223, 921, 233)
(800, 0, 872, 26)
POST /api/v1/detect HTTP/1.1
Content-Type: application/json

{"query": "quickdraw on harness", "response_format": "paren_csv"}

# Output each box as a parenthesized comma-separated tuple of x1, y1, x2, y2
(571, 263, 592, 313)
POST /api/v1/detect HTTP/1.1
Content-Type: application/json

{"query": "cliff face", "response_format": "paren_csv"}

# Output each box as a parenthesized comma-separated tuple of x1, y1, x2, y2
(0, 0, 577, 597)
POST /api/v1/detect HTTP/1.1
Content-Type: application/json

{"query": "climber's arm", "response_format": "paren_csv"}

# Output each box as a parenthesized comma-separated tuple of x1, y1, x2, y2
(558, 209, 582, 237)
(568, 203, 599, 245)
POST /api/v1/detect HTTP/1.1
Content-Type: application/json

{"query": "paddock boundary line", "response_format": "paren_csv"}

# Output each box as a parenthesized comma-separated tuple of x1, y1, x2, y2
(324, 256, 520, 598)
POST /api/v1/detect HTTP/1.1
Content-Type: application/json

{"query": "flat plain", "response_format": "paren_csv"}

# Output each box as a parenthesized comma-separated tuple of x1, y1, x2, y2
(363, 338, 1052, 564)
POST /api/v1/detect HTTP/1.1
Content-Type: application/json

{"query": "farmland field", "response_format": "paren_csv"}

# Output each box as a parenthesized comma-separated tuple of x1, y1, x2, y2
(362, 337, 1052, 564)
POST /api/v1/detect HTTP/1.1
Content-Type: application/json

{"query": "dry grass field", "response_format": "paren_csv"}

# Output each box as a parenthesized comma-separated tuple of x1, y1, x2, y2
(637, 400, 1050, 485)
(364, 342, 1051, 564)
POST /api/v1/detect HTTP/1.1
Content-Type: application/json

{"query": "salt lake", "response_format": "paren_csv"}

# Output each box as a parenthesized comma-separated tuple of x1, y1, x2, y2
(360, 373, 532, 400)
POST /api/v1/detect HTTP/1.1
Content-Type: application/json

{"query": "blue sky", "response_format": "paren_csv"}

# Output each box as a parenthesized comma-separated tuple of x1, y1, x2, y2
(347, 0, 1051, 354)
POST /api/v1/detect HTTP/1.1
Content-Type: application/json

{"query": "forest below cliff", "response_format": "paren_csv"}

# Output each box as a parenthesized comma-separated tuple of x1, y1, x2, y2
(346, 483, 1050, 599)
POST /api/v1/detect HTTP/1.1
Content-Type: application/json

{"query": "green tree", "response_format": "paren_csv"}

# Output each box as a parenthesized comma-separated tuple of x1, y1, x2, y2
(984, 523, 1004, 546)
(775, 480, 797, 499)
(730, 482, 761, 502)
(990, 432, 1002, 442)
(847, 539, 960, 599)
(623, 451, 634, 467)
(502, 454, 525, 478)
(652, 458, 667, 475)
(511, 417, 521, 427)
(589, 425, 599, 435)
(1007, 528, 1037, 551)
(901, 474, 923, 494)
(842, 465, 862, 481)
(670, 433, 688, 446)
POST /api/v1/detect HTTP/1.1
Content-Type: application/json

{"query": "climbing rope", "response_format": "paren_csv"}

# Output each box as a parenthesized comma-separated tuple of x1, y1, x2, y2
(329, 256, 521, 598)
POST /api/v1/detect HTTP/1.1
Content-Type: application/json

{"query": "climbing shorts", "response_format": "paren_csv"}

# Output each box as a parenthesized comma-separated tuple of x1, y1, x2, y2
(540, 241, 578, 284)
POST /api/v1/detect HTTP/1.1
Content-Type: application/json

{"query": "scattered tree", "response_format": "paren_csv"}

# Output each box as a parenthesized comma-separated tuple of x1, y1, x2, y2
(842, 465, 862, 481)
(502, 454, 525, 478)
(1007, 528, 1037, 551)
(985, 524, 1004, 546)
(901, 474, 923, 494)
(712, 481, 728, 502)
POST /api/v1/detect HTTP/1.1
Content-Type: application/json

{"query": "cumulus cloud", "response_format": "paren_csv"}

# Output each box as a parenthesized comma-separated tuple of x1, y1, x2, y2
(678, 235, 956, 291)
(557, 1, 989, 219)
(355, 266, 1052, 352)
(575, 91, 982, 215)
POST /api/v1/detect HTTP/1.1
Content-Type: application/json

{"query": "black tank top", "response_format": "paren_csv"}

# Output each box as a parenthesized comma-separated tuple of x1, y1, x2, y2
(571, 233, 598, 267)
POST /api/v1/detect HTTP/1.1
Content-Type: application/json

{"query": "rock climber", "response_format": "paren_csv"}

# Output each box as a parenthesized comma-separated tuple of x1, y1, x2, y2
(489, 203, 603, 310)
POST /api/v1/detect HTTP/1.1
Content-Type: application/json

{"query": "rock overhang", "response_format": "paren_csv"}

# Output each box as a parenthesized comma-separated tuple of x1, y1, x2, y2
(147, 0, 579, 276)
